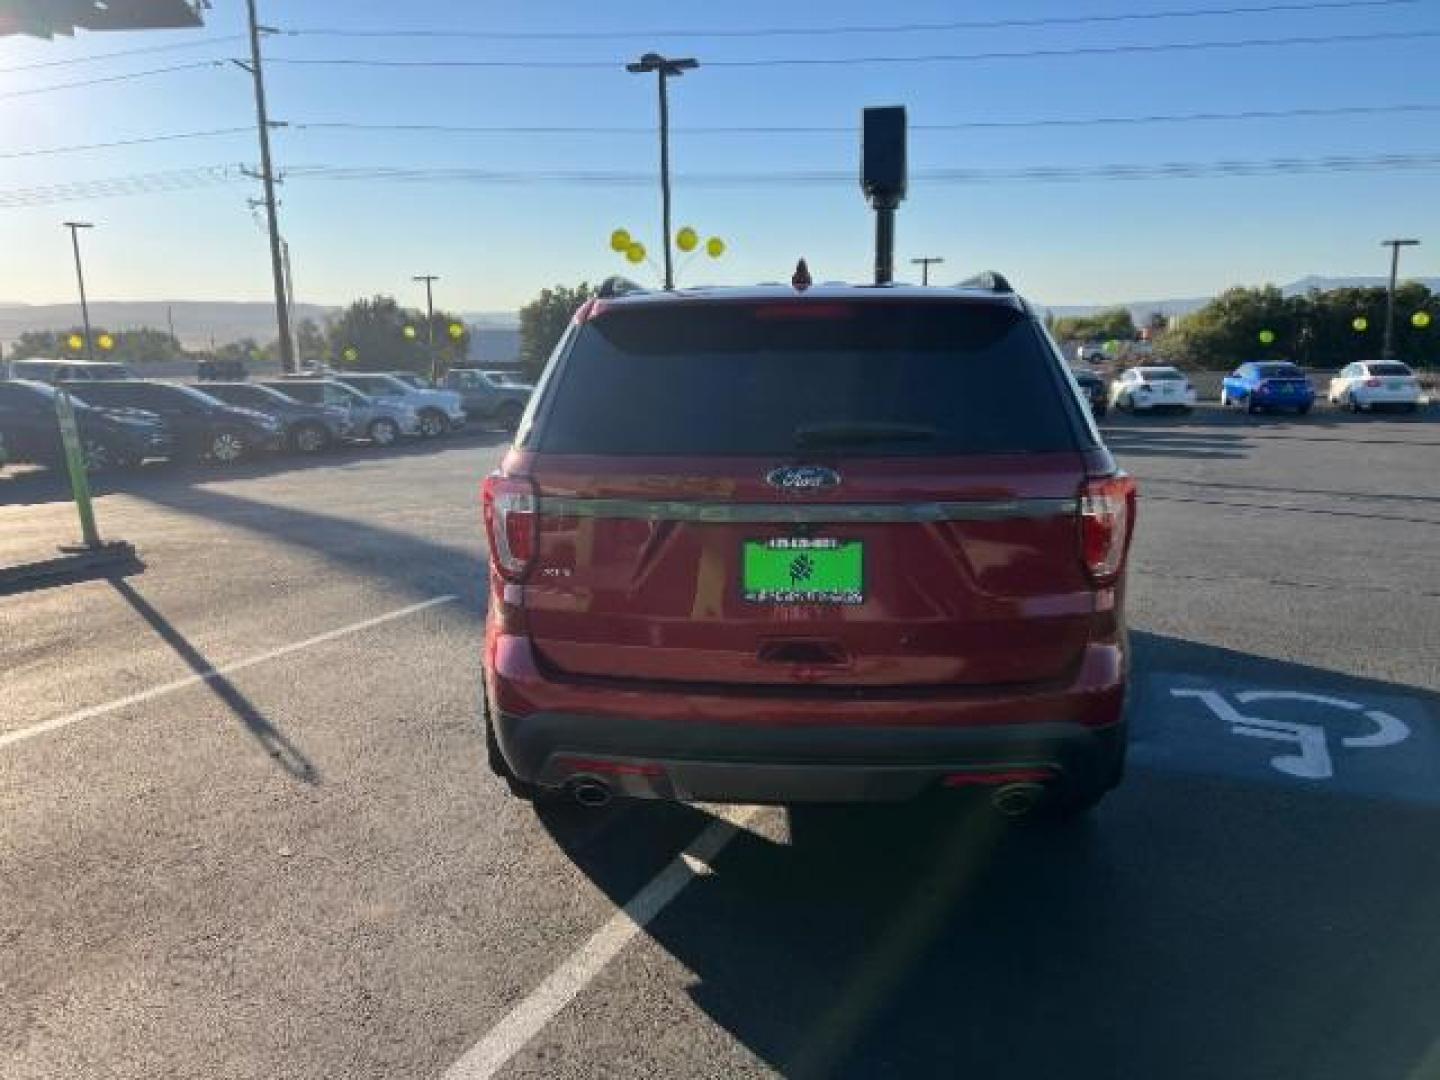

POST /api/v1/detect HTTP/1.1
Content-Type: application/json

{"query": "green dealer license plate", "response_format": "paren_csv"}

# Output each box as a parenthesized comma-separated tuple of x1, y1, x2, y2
(742, 538, 864, 604)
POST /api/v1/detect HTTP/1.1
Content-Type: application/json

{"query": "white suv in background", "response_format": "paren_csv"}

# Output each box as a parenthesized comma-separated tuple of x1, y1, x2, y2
(329, 372, 467, 437)
(1327, 361, 1422, 413)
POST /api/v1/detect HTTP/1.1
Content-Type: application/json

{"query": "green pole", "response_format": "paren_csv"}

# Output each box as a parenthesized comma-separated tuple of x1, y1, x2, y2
(54, 387, 101, 550)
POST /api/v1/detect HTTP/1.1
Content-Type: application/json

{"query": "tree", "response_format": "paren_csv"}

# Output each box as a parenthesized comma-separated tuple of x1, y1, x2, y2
(519, 282, 595, 380)
(295, 317, 328, 366)
(9, 326, 187, 363)
(1051, 307, 1136, 344)
(326, 295, 470, 375)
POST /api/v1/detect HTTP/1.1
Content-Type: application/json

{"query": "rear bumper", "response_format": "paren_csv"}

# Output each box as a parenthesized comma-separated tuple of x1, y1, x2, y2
(486, 634, 1128, 803)
(1354, 389, 1420, 406)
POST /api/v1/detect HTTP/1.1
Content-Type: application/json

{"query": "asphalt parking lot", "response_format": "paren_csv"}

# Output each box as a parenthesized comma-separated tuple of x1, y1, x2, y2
(3, 405, 1438, 1080)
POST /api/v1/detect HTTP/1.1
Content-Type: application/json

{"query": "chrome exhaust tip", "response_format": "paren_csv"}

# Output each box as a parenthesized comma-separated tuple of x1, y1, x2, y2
(990, 782, 1047, 818)
(569, 777, 613, 809)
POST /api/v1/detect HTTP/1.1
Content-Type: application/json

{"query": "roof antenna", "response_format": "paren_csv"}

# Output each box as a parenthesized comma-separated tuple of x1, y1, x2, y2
(791, 258, 813, 292)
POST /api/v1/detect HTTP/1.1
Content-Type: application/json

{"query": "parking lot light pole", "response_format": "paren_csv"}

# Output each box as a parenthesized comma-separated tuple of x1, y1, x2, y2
(414, 274, 439, 382)
(1381, 238, 1420, 361)
(626, 53, 698, 291)
(911, 256, 944, 286)
(63, 222, 96, 362)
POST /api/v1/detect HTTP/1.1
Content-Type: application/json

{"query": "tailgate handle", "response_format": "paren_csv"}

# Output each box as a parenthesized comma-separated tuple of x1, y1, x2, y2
(757, 639, 850, 666)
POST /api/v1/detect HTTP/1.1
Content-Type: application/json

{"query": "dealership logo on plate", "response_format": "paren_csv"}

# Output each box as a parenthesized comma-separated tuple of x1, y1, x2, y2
(766, 465, 841, 493)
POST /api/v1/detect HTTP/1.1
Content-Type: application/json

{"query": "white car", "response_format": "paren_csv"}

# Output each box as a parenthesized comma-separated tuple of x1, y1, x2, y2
(1327, 361, 1422, 413)
(329, 372, 467, 437)
(1109, 366, 1197, 413)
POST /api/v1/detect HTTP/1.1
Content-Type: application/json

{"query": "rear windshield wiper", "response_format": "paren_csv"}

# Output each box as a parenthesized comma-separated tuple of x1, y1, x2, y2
(793, 422, 939, 448)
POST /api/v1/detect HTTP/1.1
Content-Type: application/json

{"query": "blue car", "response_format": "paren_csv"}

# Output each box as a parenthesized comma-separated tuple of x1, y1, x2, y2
(1220, 361, 1315, 415)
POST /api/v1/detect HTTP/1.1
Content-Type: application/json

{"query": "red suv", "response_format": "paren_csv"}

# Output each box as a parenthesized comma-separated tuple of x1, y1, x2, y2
(482, 278, 1137, 819)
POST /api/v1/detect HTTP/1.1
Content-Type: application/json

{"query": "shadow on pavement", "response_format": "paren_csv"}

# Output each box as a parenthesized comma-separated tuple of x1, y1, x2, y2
(533, 631, 1439, 1079)
(124, 482, 485, 613)
(107, 576, 319, 783)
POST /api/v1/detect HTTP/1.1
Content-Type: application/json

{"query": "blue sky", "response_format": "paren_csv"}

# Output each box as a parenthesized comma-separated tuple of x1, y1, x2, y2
(1, 0, 1437, 313)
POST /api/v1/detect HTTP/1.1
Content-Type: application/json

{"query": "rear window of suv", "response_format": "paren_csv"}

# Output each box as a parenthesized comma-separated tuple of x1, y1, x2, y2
(534, 301, 1083, 456)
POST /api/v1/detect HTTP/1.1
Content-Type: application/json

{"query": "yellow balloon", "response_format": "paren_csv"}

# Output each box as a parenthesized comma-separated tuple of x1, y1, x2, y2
(626, 242, 646, 264)
(1352, 316, 1369, 332)
(610, 228, 631, 253)
(448, 322, 465, 340)
(1413, 311, 1432, 329)
(97, 333, 115, 351)
(1258, 329, 1275, 345)
(676, 226, 698, 253)
(67, 333, 84, 351)
(705, 236, 725, 258)
(342, 346, 358, 362)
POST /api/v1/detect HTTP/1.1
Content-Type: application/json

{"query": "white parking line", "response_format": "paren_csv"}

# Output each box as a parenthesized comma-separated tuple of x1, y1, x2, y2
(0, 594, 458, 751)
(442, 803, 762, 1080)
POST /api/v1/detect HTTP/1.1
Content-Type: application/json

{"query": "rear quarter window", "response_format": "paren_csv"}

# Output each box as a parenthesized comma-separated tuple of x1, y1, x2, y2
(534, 301, 1085, 456)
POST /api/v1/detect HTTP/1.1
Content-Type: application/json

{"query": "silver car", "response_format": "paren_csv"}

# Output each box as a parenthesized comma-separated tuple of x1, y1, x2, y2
(262, 379, 421, 446)
(329, 372, 466, 438)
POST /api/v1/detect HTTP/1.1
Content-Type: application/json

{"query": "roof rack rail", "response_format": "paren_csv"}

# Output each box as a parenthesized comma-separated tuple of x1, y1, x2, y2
(957, 271, 1014, 293)
(597, 275, 645, 299)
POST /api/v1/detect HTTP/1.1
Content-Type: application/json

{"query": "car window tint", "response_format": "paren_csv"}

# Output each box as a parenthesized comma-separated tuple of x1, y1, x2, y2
(1369, 363, 1411, 377)
(1255, 363, 1303, 378)
(538, 302, 1080, 457)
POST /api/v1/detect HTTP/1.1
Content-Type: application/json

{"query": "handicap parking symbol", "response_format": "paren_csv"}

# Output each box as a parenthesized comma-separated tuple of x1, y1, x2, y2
(1133, 674, 1439, 804)
(1168, 689, 1409, 781)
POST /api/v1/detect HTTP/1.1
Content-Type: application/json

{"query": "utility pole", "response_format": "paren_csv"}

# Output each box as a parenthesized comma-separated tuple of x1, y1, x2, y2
(910, 256, 944, 286)
(414, 274, 439, 382)
(1381, 238, 1420, 361)
(626, 53, 698, 291)
(239, 0, 294, 372)
(62, 222, 96, 362)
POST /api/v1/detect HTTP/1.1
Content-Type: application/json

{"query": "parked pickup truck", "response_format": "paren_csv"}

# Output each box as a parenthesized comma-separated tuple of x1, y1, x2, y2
(442, 368, 533, 429)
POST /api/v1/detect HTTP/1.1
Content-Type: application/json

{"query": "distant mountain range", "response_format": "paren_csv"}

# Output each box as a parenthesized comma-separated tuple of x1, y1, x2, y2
(3, 277, 1436, 351)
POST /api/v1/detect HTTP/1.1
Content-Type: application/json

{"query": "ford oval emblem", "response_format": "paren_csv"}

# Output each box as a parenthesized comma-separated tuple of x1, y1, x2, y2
(766, 465, 841, 492)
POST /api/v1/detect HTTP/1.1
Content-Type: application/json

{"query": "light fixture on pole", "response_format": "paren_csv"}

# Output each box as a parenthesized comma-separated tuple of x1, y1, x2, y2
(911, 256, 944, 286)
(1380, 238, 1420, 361)
(625, 52, 698, 291)
(62, 221, 96, 363)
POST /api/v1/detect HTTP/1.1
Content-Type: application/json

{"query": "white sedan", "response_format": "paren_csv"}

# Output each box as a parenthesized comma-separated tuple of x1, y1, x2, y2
(1109, 366, 1198, 413)
(1328, 361, 1422, 413)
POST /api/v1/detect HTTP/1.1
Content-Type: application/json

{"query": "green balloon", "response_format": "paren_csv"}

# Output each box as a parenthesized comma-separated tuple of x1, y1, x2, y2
(1258, 329, 1275, 345)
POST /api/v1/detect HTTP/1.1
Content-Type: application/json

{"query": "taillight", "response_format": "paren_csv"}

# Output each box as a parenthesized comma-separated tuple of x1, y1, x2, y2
(482, 472, 538, 580)
(1078, 474, 1137, 584)
(1364, 377, 1382, 388)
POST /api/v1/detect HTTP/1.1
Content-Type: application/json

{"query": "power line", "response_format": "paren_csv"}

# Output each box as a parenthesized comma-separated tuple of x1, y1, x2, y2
(0, 60, 226, 101)
(9, 103, 1430, 162)
(0, 34, 245, 74)
(0, 127, 256, 161)
(284, 0, 1419, 40)
(262, 28, 1440, 71)
(3, 152, 1436, 209)
(290, 103, 1440, 138)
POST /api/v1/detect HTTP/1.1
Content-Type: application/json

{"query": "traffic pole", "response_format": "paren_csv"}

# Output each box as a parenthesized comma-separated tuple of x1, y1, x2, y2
(53, 387, 101, 550)
(1380, 238, 1420, 362)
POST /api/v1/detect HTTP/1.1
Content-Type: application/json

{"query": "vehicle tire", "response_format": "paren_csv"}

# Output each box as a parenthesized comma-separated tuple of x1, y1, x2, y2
(80, 438, 114, 472)
(496, 401, 524, 431)
(1347, 392, 1362, 414)
(290, 421, 330, 455)
(368, 417, 400, 446)
(481, 685, 551, 802)
(417, 408, 448, 438)
(1042, 729, 1128, 822)
(1245, 398, 1260, 415)
(1093, 403, 1108, 419)
(1403, 402, 1419, 414)
(208, 428, 248, 464)
(1297, 403, 1312, 416)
